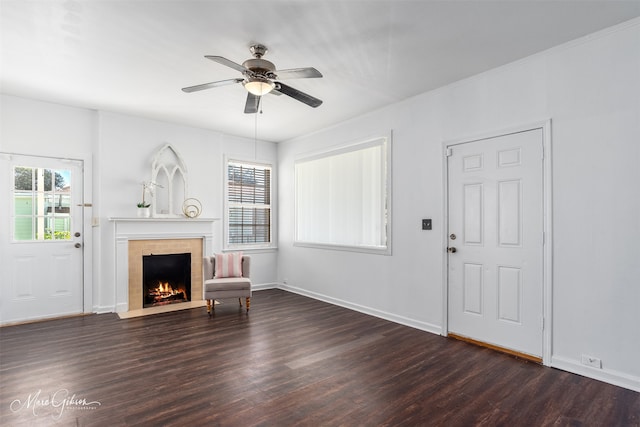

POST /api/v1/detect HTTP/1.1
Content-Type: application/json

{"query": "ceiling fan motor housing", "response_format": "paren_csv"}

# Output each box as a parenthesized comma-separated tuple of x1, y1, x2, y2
(242, 58, 276, 78)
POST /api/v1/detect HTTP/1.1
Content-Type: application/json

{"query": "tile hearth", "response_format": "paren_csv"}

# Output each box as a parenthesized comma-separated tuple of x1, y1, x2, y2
(117, 300, 209, 319)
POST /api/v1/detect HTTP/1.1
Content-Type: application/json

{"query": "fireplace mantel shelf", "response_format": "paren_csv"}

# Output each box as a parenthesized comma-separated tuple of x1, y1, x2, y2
(109, 217, 219, 222)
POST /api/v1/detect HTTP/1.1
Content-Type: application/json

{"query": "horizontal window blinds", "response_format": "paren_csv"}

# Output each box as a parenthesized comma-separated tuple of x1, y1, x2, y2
(228, 162, 271, 245)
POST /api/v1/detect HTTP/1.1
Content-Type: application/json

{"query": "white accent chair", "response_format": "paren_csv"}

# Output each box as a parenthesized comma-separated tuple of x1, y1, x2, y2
(202, 255, 251, 315)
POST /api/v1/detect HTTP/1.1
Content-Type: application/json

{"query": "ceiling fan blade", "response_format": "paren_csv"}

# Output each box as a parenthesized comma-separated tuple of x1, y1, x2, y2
(244, 93, 260, 114)
(182, 78, 243, 93)
(205, 55, 248, 73)
(274, 67, 323, 80)
(273, 82, 323, 108)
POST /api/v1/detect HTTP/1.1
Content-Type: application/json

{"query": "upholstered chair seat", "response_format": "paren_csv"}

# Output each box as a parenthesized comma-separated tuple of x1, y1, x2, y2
(202, 254, 251, 315)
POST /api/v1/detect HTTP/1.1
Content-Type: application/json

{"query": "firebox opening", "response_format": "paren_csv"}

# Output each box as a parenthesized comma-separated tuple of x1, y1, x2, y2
(143, 252, 191, 308)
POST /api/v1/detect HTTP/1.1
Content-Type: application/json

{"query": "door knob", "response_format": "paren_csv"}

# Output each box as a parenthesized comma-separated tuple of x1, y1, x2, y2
(74, 232, 81, 237)
(74, 243, 82, 248)
(447, 247, 457, 253)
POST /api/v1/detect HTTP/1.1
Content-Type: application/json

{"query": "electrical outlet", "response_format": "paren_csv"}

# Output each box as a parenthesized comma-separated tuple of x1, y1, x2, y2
(581, 354, 602, 369)
(422, 219, 432, 230)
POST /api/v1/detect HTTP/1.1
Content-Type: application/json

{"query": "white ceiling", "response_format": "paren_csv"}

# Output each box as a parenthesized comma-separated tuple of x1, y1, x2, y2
(2, 1, 639, 142)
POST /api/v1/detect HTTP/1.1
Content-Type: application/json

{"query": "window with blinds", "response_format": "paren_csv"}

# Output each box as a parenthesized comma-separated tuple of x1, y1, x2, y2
(227, 161, 272, 247)
(294, 134, 392, 254)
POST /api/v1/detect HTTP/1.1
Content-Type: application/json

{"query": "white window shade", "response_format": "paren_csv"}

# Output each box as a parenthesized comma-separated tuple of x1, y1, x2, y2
(295, 135, 391, 254)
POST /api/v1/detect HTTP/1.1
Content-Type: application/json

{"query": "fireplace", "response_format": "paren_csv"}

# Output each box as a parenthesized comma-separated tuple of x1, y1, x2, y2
(143, 253, 191, 308)
(126, 237, 205, 312)
(111, 217, 215, 313)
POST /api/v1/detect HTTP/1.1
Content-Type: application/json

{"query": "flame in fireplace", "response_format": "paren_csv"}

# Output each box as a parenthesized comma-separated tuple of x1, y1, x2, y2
(147, 281, 187, 305)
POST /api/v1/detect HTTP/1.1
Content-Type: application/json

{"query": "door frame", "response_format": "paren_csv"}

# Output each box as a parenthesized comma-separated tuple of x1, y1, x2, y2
(0, 151, 94, 319)
(441, 119, 553, 365)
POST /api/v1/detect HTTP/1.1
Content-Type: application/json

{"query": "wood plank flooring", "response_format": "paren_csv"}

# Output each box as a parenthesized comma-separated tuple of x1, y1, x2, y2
(1, 289, 638, 426)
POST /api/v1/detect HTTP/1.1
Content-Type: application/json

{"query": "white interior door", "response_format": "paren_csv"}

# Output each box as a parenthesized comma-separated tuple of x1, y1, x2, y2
(0, 154, 84, 324)
(447, 129, 543, 357)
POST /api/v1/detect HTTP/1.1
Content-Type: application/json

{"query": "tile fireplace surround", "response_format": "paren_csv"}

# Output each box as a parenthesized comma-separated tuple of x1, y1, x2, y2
(110, 218, 216, 313)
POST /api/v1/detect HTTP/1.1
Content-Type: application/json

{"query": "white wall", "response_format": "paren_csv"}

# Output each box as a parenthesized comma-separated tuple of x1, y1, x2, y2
(0, 96, 279, 315)
(95, 112, 279, 311)
(0, 95, 96, 156)
(277, 20, 640, 391)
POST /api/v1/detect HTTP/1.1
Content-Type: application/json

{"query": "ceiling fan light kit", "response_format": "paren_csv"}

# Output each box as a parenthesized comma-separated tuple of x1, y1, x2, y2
(244, 77, 274, 96)
(182, 44, 323, 114)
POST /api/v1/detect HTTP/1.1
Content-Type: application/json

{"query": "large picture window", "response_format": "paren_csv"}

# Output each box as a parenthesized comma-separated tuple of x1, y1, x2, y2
(295, 134, 391, 254)
(226, 160, 273, 248)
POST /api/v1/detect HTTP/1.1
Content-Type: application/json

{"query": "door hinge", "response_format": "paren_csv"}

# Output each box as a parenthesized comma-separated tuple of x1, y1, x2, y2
(446, 147, 453, 157)
(540, 316, 545, 330)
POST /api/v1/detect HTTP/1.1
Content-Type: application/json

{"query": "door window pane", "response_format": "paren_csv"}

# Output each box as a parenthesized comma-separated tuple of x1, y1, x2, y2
(14, 217, 34, 241)
(13, 166, 72, 241)
(14, 191, 33, 215)
(14, 166, 33, 190)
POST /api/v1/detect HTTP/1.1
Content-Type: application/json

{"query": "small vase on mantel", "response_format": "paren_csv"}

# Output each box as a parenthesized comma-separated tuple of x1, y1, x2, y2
(137, 206, 151, 218)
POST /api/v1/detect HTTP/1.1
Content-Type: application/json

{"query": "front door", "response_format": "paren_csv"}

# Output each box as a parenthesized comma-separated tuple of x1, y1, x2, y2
(0, 154, 84, 324)
(447, 129, 543, 358)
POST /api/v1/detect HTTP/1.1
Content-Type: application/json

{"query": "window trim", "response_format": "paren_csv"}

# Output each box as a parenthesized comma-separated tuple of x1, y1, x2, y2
(293, 132, 392, 255)
(223, 156, 276, 251)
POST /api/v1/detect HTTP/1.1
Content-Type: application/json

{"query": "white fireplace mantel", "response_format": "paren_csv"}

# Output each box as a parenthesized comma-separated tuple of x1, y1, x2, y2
(110, 217, 218, 312)
(110, 217, 218, 239)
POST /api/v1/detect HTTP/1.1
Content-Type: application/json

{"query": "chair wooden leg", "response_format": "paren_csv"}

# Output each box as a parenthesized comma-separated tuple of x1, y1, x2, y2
(245, 297, 250, 312)
(206, 299, 212, 316)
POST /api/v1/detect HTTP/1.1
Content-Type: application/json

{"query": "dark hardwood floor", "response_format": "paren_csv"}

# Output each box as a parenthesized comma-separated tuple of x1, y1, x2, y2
(1, 289, 638, 426)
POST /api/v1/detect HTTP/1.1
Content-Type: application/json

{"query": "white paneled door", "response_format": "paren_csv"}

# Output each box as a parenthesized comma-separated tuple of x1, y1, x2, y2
(447, 129, 543, 358)
(0, 154, 84, 324)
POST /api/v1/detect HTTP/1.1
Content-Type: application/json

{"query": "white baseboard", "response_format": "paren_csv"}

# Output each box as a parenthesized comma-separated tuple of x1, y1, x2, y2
(1, 311, 85, 326)
(93, 305, 116, 314)
(279, 284, 442, 336)
(551, 355, 640, 392)
(253, 282, 280, 291)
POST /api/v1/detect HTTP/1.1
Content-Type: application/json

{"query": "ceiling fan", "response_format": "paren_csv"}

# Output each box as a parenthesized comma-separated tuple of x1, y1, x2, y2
(182, 44, 323, 114)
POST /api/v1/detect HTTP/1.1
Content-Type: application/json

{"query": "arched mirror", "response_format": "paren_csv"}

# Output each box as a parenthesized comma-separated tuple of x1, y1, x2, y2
(150, 144, 188, 217)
